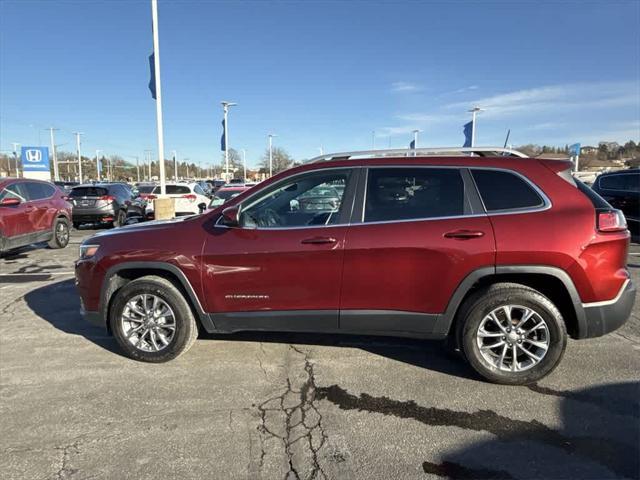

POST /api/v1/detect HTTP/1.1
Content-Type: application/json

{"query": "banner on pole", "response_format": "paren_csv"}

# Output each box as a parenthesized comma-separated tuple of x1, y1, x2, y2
(148, 53, 157, 99)
(221, 119, 226, 151)
(463, 122, 473, 148)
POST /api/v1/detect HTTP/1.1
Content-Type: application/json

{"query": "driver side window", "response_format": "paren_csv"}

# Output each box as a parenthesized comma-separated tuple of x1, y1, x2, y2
(240, 170, 351, 228)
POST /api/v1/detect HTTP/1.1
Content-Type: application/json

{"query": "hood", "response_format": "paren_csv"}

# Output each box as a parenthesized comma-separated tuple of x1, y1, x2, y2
(86, 215, 198, 242)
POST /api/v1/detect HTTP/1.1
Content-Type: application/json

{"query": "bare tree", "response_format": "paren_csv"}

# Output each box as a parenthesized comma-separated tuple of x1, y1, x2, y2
(259, 146, 293, 174)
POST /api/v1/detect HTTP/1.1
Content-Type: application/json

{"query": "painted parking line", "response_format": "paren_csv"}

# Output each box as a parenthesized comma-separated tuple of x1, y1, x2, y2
(0, 272, 75, 276)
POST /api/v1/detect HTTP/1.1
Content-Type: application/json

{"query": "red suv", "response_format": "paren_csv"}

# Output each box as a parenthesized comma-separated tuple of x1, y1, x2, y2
(0, 178, 72, 253)
(75, 148, 636, 384)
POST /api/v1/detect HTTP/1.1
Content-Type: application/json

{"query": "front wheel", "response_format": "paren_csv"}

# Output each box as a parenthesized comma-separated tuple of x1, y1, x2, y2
(459, 283, 567, 385)
(114, 210, 127, 228)
(48, 218, 70, 249)
(109, 276, 199, 362)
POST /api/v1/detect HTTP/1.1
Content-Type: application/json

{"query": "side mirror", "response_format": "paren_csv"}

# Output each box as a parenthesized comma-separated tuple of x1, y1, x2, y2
(198, 202, 207, 214)
(0, 197, 21, 207)
(221, 206, 240, 227)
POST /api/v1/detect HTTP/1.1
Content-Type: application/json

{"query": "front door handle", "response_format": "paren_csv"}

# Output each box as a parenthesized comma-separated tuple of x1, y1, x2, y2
(301, 237, 337, 245)
(444, 230, 485, 239)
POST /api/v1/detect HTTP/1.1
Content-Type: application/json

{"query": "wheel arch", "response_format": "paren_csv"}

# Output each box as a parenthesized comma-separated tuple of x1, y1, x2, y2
(437, 266, 587, 345)
(100, 262, 214, 334)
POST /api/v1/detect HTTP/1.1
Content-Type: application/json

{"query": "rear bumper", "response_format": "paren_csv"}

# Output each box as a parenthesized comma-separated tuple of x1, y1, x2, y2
(581, 279, 636, 338)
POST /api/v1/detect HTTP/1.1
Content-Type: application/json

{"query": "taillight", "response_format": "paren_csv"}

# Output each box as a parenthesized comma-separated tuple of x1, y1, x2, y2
(99, 195, 115, 202)
(142, 194, 157, 200)
(182, 194, 197, 202)
(597, 209, 627, 233)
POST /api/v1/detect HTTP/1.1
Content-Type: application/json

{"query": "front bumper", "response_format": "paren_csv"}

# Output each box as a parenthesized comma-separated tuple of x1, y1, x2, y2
(582, 279, 636, 338)
(80, 305, 107, 331)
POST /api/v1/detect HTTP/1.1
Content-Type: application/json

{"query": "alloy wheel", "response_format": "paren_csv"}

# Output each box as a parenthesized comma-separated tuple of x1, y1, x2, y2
(120, 294, 176, 352)
(56, 222, 69, 245)
(476, 305, 550, 372)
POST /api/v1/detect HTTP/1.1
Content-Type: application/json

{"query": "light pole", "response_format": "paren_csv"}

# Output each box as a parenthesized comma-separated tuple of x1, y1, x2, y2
(73, 132, 84, 183)
(468, 106, 484, 148)
(144, 150, 152, 180)
(221, 101, 237, 181)
(151, 0, 167, 195)
(172, 150, 177, 180)
(95, 150, 101, 179)
(11, 142, 20, 177)
(242, 149, 247, 182)
(412, 129, 421, 156)
(372, 130, 376, 149)
(48, 128, 59, 181)
(134, 156, 140, 182)
(268, 133, 277, 177)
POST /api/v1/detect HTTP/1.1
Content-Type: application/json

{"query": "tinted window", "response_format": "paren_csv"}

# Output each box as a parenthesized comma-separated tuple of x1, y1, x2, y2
(241, 170, 350, 228)
(364, 168, 464, 222)
(600, 173, 640, 192)
(194, 184, 206, 195)
(472, 170, 544, 211)
(138, 185, 155, 193)
(25, 182, 55, 200)
(0, 183, 28, 202)
(70, 187, 109, 197)
(166, 185, 191, 195)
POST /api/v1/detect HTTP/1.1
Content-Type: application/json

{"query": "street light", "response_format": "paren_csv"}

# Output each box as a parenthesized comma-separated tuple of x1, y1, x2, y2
(95, 150, 101, 180)
(468, 106, 484, 148)
(221, 101, 237, 181)
(268, 133, 277, 177)
(11, 142, 20, 177)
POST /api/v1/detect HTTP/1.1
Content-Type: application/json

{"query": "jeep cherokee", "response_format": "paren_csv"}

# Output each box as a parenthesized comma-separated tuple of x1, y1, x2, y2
(75, 148, 636, 384)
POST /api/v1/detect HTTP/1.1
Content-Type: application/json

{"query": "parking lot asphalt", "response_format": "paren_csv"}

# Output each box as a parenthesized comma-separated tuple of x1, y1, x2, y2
(1, 227, 638, 480)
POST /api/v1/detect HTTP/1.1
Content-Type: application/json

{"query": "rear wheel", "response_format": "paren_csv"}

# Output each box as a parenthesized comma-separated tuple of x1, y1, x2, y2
(109, 276, 198, 362)
(48, 218, 70, 249)
(458, 283, 567, 385)
(114, 209, 127, 227)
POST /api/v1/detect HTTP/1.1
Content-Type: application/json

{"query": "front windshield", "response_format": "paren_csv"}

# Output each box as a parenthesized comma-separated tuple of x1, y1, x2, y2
(210, 190, 242, 208)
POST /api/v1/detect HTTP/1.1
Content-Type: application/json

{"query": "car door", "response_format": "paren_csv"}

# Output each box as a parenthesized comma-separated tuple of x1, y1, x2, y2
(0, 182, 30, 242)
(24, 182, 56, 234)
(201, 167, 357, 332)
(339, 166, 495, 335)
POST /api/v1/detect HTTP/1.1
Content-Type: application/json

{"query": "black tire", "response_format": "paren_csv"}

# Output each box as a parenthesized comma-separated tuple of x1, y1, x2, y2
(458, 283, 567, 385)
(47, 218, 70, 249)
(114, 210, 127, 228)
(109, 275, 198, 362)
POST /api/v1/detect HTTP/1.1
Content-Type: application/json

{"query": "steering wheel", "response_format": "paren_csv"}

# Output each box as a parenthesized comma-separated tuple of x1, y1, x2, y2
(259, 208, 281, 227)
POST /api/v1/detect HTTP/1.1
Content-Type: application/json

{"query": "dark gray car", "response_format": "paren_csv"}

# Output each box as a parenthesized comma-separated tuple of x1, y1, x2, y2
(70, 183, 144, 228)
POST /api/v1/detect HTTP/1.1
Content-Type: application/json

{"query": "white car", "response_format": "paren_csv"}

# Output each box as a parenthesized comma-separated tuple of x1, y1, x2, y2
(144, 183, 210, 218)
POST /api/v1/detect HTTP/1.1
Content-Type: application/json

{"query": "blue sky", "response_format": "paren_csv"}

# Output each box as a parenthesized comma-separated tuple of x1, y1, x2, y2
(1, 0, 639, 169)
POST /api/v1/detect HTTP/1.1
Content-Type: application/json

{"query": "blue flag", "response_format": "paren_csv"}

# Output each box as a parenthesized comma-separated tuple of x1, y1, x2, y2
(568, 143, 581, 156)
(409, 139, 415, 149)
(221, 119, 226, 151)
(148, 53, 156, 99)
(463, 121, 473, 147)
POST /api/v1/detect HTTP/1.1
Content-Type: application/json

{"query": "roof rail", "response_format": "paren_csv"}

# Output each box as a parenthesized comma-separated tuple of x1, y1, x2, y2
(306, 146, 528, 163)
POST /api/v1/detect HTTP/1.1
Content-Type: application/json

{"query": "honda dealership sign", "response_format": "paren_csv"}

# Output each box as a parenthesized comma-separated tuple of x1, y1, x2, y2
(21, 146, 51, 180)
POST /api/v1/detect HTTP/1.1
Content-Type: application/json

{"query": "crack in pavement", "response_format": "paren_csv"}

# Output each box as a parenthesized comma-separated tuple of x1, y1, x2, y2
(315, 384, 638, 479)
(53, 440, 81, 480)
(256, 345, 328, 480)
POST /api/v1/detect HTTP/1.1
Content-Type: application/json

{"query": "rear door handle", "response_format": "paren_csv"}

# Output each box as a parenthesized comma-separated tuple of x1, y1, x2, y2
(301, 237, 337, 245)
(444, 230, 485, 239)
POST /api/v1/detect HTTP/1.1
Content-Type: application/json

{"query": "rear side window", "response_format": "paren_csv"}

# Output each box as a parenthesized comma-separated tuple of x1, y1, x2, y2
(70, 187, 109, 197)
(194, 184, 206, 195)
(364, 168, 465, 222)
(471, 170, 544, 212)
(25, 182, 55, 200)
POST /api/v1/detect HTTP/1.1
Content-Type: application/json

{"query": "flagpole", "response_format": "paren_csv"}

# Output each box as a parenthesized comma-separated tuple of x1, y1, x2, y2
(468, 106, 483, 148)
(151, 0, 166, 195)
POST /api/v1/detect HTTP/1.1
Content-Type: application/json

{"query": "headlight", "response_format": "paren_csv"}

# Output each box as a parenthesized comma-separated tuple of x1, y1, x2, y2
(79, 244, 100, 260)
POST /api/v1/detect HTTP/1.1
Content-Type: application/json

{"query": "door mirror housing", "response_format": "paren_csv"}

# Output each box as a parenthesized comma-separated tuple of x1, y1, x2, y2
(221, 206, 240, 227)
(0, 197, 21, 207)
